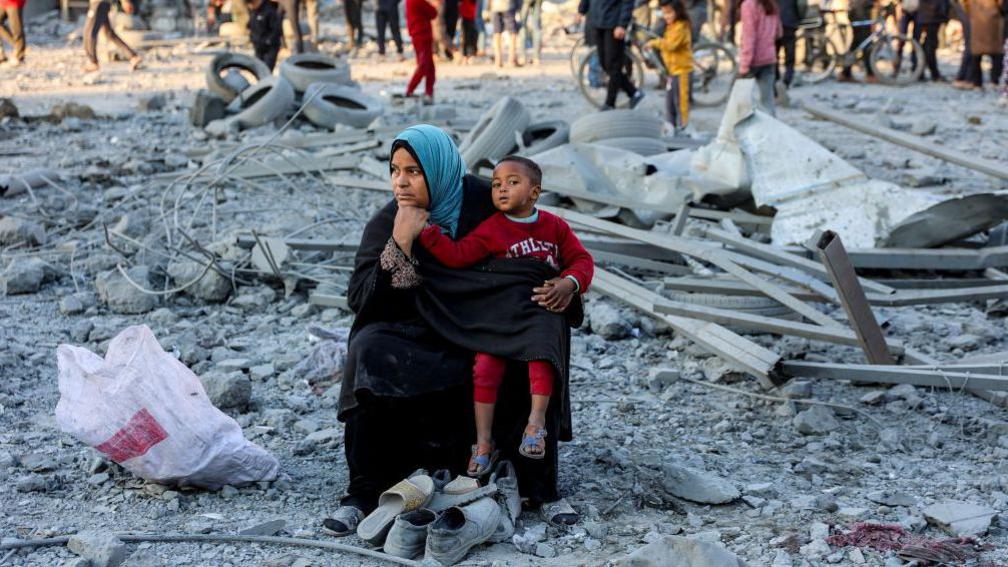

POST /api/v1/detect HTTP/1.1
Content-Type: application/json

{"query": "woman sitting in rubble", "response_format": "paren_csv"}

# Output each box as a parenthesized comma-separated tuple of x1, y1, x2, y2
(322, 125, 580, 535)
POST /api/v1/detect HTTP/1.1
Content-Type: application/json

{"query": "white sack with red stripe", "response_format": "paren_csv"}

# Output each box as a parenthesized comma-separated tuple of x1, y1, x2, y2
(55, 325, 279, 489)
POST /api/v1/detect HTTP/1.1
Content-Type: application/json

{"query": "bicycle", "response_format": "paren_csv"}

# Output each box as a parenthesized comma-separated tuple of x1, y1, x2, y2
(835, 2, 924, 84)
(572, 20, 737, 109)
(786, 12, 840, 84)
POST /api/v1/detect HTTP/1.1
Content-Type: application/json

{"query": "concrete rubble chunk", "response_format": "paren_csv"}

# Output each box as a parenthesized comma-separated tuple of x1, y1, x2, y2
(0, 97, 18, 119)
(167, 256, 231, 302)
(200, 371, 252, 410)
(95, 267, 158, 314)
(52, 102, 96, 121)
(0, 216, 46, 246)
(2, 257, 49, 295)
(239, 518, 287, 536)
(866, 490, 917, 507)
(923, 500, 996, 536)
(792, 405, 840, 435)
(614, 535, 749, 566)
(589, 302, 631, 340)
(67, 531, 127, 567)
(660, 463, 740, 504)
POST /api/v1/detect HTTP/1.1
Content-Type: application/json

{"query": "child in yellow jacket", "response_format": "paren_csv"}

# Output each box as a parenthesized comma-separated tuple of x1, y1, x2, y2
(647, 0, 694, 131)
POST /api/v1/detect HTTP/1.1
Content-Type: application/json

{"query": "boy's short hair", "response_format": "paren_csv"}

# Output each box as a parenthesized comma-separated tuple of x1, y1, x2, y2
(495, 155, 543, 187)
(659, 0, 675, 6)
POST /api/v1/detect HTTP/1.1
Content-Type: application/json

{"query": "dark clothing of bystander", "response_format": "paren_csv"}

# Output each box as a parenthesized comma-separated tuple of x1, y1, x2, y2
(249, 0, 283, 70)
(376, 0, 404, 54)
(83, 0, 137, 65)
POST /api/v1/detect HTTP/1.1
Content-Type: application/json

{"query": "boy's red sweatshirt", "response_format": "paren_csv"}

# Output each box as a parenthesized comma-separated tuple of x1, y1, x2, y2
(418, 209, 595, 292)
(459, 0, 477, 20)
(406, 0, 438, 40)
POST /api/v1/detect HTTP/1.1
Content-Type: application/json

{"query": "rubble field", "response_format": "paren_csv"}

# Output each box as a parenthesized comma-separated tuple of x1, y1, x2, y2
(2, 13, 1008, 567)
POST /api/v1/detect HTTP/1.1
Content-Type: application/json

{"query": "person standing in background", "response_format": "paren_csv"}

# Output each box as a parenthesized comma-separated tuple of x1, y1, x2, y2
(376, 0, 406, 59)
(518, 0, 543, 64)
(83, 0, 143, 72)
(460, 0, 478, 62)
(275, 0, 304, 53)
(303, 0, 319, 45)
(578, 0, 645, 109)
(914, 0, 949, 81)
(0, 0, 26, 66)
(958, 0, 1004, 89)
(739, 0, 782, 113)
(344, 0, 365, 53)
(489, 0, 519, 66)
(951, 0, 973, 86)
(840, 0, 877, 82)
(443, 0, 460, 55)
(776, 0, 798, 87)
(406, 0, 439, 103)
(249, 0, 283, 69)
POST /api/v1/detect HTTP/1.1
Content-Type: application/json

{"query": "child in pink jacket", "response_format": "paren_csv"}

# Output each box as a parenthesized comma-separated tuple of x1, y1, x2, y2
(739, 0, 782, 115)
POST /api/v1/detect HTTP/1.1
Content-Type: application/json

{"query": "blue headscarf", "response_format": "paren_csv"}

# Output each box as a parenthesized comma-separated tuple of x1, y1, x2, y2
(393, 124, 465, 239)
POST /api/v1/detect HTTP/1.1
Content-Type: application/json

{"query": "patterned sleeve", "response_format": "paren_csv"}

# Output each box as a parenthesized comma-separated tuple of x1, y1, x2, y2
(379, 238, 423, 289)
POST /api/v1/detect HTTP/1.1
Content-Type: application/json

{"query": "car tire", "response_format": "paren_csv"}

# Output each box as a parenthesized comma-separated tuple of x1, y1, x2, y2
(279, 53, 353, 93)
(206, 52, 272, 103)
(459, 96, 531, 169)
(227, 76, 296, 128)
(569, 109, 663, 143)
(518, 120, 570, 156)
(302, 83, 383, 129)
(592, 136, 669, 156)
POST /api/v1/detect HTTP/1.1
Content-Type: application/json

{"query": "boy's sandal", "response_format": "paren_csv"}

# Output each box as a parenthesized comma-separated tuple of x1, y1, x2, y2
(519, 423, 547, 460)
(467, 443, 498, 477)
(541, 498, 579, 527)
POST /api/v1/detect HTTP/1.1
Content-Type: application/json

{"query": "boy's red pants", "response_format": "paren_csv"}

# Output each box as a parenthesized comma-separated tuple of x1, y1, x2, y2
(406, 36, 435, 97)
(473, 353, 554, 404)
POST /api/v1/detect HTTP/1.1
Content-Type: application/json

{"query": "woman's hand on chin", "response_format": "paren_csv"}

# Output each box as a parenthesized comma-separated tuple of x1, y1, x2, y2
(393, 205, 430, 257)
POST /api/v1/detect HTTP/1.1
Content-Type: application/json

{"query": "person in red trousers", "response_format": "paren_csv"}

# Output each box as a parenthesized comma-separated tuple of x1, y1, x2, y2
(406, 0, 440, 104)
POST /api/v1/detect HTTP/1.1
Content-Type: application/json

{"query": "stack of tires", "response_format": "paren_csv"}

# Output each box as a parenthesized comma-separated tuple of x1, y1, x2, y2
(279, 54, 383, 130)
(569, 110, 669, 156)
(192, 52, 385, 133)
(458, 97, 572, 171)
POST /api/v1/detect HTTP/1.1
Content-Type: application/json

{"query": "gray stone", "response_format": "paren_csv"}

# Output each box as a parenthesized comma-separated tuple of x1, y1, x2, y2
(137, 94, 167, 112)
(52, 102, 96, 121)
(19, 452, 57, 472)
(614, 535, 748, 566)
(71, 320, 95, 343)
(68, 531, 127, 567)
(167, 257, 231, 302)
(0, 97, 18, 119)
(781, 381, 812, 399)
(220, 485, 239, 498)
(866, 490, 916, 507)
(859, 391, 886, 405)
(534, 543, 557, 558)
(16, 473, 49, 492)
(660, 463, 740, 504)
(60, 294, 86, 315)
(239, 518, 286, 536)
(200, 372, 252, 410)
(589, 302, 631, 340)
(923, 500, 996, 536)
(305, 427, 341, 445)
(909, 117, 937, 136)
(0, 217, 46, 246)
(95, 267, 158, 314)
(793, 405, 840, 435)
(1, 257, 48, 295)
(878, 427, 905, 452)
(945, 334, 980, 351)
(885, 383, 917, 401)
(88, 472, 110, 486)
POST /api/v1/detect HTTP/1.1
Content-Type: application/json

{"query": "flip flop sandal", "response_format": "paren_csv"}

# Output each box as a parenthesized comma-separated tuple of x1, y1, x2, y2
(356, 474, 435, 546)
(321, 505, 364, 537)
(541, 498, 579, 527)
(467, 443, 498, 478)
(519, 424, 547, 460)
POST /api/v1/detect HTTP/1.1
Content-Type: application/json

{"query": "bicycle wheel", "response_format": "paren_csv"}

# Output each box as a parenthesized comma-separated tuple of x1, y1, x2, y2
(569, 35, 591, 79)
(691, 41, 737, 107)
(869, 33, 924, 85)
(794, 32, 837, 84)
(577, 47, 646, 109)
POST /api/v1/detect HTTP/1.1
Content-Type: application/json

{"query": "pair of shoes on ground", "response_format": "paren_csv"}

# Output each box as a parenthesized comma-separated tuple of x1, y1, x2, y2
(385, 497, 501, 563)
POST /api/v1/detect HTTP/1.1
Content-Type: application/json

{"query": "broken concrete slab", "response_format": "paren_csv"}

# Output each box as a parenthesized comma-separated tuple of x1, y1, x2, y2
(200, 371, 252, 410)
(589, 302, 632, 340)
(95, 267, 158, 314)
(0, 168, 60, 198)
(793, 405, 840, 435)
(0, 216, 47, 246)
(614, 535, 748, 566)
(660, 463, 740, 504)
(1, 257, 50, 295)
(866, 490, 917, 507)
(922, 500, 996, 536)
(167, 256, 231, 302)
(67, 531, 127, 567)
(239, 518, 287, 536)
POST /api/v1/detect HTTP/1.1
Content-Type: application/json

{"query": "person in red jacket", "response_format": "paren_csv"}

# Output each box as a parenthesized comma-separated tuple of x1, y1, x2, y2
(0, 0, 26, 66)
(406, 0, 440, 104)
(418, 155, 594, 476)
(738, 0, 781, 115)
(459, 0, 478, 63)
